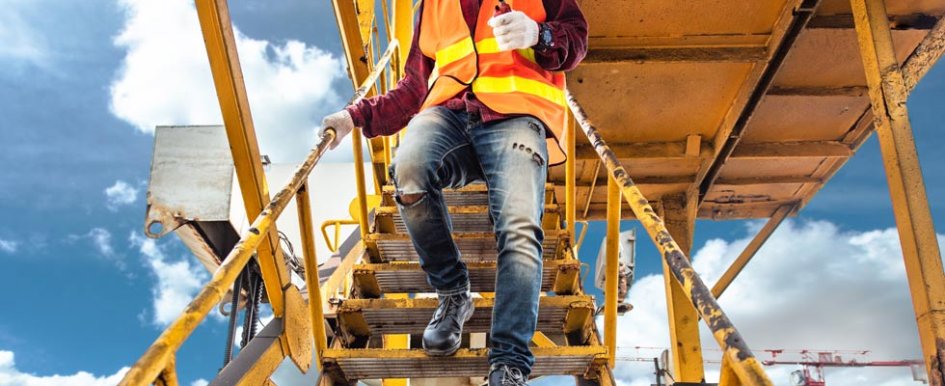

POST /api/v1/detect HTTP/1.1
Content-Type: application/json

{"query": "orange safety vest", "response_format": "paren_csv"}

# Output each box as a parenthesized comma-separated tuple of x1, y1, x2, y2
(418, 0, 569, 165)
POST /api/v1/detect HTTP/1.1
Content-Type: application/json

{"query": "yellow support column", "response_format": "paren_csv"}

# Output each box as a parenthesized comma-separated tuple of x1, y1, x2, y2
(605, 176, 620, 368)
(392, 0, 414, 75)
(566, 111, 577, 242)
(662, 193, 705, 382)
(195, 0, 289, 316)
(851, 0, 945, 384)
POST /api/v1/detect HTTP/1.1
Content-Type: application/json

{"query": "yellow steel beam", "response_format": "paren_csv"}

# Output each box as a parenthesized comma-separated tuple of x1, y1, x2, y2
(118, 131, 336, 385)
(120, 30, 397, 386)
(296, 183, 329, 369)
(568, 92, 773, 386)
(392, 0, 414, 75)
(661, 193, 705, 381)
(712, 204, 795, 299)
(903, 15, 945, 91)
(195, 0, 289, 316)
(605, 175, 620, 369)
(566, 111, 577, 240)
(851, 1, 945, 384)
(719, 354, 743, 386)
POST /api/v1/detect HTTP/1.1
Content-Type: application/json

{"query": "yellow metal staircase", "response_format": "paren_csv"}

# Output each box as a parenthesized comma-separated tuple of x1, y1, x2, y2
(116, 0, 945, 385)
(318, 180, 609, 384)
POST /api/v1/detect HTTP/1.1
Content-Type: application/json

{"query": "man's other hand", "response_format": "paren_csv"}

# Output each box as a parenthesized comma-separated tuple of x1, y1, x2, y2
(488, 11, 539, 52)
(319, 109, 354, 150)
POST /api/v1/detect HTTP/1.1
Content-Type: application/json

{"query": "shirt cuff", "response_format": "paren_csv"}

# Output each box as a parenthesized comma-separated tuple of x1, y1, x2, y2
(534, 23, 554, 53)
(346, 105, 366, 131)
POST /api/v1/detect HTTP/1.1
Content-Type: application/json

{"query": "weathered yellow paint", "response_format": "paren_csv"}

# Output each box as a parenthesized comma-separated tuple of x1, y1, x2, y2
(392, 0, 414, 75)
(712, 204, 794, 299)
(719, 354, 743, 386)
(532, 332, 558, 348)
(662, 193, 705, 381)
(383, 292, 410, 386)
(851, 0, 945, 384)
(568, 92, 773, 386)
(194, 0, 289, 316)
(118, 129, 336, 385)
(297, 183, 329, 369)
(320, 218, 359, 253)
(566, 111, 577, 240)
(605, 175, 620, 368)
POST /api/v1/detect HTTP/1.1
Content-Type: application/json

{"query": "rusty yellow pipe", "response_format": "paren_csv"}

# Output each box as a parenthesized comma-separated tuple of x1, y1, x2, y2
(119, 40, 398, 386)
(851, 0, 945, 383)
(296, 183, 329, 368)
(119, 129, 336, 386)
(605, 174, 620, 368)
(567, 91, 773, 386)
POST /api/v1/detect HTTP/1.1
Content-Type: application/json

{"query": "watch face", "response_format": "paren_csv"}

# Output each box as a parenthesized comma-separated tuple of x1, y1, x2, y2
(542, 28, 553, 45)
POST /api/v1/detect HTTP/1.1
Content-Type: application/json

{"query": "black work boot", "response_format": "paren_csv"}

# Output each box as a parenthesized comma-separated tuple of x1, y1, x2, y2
(422, 289, 474, 356)
(487, 364, 528, 386)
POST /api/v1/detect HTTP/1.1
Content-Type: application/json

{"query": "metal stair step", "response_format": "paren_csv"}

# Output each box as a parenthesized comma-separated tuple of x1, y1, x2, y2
(323, 347, 606, 380)
(337, 295, 595, 337)
(375, 204, 561, 233)
(370, 231, 566, 262)
(382, 182, 556, 207)
(352, 260, 581, 297)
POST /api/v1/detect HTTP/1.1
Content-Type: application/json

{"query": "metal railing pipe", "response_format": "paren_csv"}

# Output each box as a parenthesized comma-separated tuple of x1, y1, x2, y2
(119, 129, 336, 386)
(296, 182, 329, 368)
(351, 40, 400, 241)
(605, 175, 620, 368)
(120, 40, 399, 386)
(566, 91, 774, 386)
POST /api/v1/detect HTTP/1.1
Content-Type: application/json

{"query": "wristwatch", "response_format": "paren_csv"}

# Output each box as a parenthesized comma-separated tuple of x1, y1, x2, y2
(537, 23, 554, 52)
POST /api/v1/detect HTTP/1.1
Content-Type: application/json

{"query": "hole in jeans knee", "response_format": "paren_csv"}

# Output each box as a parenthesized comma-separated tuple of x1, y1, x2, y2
(396, 192, 427, 207)
(510, 142, 545, 167)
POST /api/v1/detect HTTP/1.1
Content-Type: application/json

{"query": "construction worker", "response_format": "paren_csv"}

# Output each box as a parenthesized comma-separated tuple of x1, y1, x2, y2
(320, 0, 586, 384)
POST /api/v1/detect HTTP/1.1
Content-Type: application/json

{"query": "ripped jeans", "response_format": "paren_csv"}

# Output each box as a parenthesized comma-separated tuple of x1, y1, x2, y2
(389, 106, 548, 374)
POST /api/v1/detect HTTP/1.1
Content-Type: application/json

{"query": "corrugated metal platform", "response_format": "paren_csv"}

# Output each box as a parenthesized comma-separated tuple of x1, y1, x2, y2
(352, 260, 581, 297)
(323, 347, 607, 379)
(337, 296, 595, 336)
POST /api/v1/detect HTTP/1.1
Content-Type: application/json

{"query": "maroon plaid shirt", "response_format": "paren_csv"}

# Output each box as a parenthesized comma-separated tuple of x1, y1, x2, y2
(347, 0, 587, 138)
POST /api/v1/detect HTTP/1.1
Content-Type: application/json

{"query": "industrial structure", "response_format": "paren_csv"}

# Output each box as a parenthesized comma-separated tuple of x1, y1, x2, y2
(118, 0, 945, 385)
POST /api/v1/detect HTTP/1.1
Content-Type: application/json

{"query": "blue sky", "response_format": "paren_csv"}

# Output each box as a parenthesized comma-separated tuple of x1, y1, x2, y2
(0, 1, 943, 385)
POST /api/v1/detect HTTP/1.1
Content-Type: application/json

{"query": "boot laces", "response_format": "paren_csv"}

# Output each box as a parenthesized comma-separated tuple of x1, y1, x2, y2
(432, 293, 462, 327)
(500, 366, 526, 386)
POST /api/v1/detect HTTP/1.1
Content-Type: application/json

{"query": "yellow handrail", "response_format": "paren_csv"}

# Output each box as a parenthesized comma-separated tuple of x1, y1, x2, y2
(119, 129, 336, 385)
(119, 39, 400, 386)
(567, 90, 774, 386)
(321, 218, 359, 253)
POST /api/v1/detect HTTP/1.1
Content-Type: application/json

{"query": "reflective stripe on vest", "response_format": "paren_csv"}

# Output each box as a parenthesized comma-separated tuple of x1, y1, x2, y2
(472, 76, 566, 107)
(435, 37, 537, 70)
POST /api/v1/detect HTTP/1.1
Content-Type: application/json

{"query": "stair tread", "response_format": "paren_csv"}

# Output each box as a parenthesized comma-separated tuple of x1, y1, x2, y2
(371, 231, 566, 262)
(337, 295, 595, 336)
(376, 204, 561, 233)
(323, 347, 606, 379)
(353, 260, 581, 296)
(381, 183, 556, 207)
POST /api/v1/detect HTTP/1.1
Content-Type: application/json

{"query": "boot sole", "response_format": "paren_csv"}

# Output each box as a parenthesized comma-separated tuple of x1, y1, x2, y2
(423, 303, 475, 357)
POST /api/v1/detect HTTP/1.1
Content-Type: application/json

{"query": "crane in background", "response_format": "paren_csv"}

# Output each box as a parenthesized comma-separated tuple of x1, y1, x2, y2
(619, 347, 927, 386)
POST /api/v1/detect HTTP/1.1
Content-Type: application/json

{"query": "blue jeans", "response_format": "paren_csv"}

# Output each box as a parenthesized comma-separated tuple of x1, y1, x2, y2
(389, 106, 548, 374)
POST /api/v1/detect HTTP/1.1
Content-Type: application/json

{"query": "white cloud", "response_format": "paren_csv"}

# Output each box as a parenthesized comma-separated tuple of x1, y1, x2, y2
(190, 379, 209, 386)
(109, 0, 346, 163)
(88, 228, 115, 258)
(105, 180, 139, 211)
(0, 350, 128, 386)
(0, 239, 18, 254)
(130, 232, 211, 326)
(609, 220, 942, 386)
